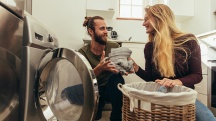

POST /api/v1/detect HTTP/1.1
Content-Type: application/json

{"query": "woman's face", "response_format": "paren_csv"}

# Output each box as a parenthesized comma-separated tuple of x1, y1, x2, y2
(143, 12, 156, 34)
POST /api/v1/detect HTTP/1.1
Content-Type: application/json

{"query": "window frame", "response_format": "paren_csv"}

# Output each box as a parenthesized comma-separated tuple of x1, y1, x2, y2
(117, 0, 144, 21)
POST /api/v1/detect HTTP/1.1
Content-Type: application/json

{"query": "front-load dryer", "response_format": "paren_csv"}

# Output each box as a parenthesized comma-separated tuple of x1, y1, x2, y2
(19, 15, 98, 121)
(0, 1, 24, 120)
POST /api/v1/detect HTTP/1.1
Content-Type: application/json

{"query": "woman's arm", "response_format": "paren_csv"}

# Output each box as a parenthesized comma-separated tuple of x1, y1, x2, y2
(178, 40, 203, 88)
(135, 42, 154, 81)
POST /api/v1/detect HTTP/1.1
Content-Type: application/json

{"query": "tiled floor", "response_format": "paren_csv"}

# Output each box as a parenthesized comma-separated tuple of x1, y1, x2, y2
(96, 111, 111, 121)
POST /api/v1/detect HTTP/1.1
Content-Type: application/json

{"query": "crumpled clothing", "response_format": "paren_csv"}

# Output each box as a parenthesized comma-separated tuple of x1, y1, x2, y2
(157, 85, 168, 93)
(61, 84, 84, 106)
(108, 47, 134, 74)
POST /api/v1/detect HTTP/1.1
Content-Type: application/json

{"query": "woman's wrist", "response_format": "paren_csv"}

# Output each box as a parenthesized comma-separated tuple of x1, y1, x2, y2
(134, 63, 139, 72)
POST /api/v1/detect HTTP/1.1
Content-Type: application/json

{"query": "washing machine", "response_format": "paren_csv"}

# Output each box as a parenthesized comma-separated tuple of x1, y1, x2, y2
(19, 15, 99, 121)
(0, 0, 24, 120)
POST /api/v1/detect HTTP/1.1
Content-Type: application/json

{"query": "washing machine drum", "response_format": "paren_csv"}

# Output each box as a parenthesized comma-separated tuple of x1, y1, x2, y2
(37, 48, 98, 121)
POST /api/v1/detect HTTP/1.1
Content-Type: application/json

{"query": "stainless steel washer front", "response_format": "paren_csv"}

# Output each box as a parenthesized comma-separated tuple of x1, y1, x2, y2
(0, 48, 20, 121)
(36, 48, 98, 121)
(20, 15, 99, 121)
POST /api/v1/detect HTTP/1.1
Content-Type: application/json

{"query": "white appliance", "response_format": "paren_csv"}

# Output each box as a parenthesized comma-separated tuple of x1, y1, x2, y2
(197, 31, 216, 116)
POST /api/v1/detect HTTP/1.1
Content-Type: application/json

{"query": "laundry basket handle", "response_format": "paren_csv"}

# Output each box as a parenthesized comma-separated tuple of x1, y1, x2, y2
(117, 83, 130, 97)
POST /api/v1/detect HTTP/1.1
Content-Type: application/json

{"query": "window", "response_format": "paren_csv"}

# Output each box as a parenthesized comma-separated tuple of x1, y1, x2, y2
(119, 0, 143, 20)
(118, 0, 169, 20)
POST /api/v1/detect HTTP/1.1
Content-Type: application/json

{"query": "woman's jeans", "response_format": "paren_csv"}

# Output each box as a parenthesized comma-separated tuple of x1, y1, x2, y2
(97, 73, 124, 121)
(196, 100, 216, 121)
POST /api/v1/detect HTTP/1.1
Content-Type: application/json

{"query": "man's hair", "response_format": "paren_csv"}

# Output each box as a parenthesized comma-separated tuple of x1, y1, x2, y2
(83, 16, 104, 34)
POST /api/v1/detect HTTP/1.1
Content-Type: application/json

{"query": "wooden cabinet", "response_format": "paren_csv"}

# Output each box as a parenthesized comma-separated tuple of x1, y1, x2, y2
(86, 0, 115, 19)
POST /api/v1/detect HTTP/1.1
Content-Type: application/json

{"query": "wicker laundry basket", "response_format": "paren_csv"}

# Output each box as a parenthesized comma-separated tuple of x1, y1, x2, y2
(118, 82, 197, 121)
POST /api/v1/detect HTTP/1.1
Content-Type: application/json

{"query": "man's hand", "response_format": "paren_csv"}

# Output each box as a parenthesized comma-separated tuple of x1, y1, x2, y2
(155, 78, 183, 88)
(93, 51, 119, 76)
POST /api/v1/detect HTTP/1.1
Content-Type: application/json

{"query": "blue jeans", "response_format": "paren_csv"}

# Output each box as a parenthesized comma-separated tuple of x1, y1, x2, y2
(196, 100, 216, 121)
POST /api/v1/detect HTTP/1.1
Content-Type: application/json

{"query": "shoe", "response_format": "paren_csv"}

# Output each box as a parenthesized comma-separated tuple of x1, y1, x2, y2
(95, 111, 102, 120)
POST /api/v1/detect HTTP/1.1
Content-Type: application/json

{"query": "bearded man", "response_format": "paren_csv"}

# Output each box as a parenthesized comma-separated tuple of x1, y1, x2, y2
(78, 16, 124, 121)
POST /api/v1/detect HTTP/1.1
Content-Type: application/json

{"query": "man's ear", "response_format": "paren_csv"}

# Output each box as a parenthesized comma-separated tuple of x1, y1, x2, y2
(88, 28, 93, 36)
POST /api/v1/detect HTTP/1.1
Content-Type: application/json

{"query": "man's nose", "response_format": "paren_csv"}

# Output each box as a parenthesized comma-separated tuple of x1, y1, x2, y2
(104, 29, 108, 33)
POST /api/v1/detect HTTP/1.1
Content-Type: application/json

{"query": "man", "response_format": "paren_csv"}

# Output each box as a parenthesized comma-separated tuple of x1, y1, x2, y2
(78, 16, 124, 121)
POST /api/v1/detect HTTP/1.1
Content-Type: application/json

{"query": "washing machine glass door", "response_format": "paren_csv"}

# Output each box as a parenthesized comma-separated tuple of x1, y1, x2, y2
(37, 48, 98, 121)
(0, 48, 20, 121)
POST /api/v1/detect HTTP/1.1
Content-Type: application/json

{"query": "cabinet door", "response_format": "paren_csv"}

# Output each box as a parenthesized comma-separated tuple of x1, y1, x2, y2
(122, 43, 145, 83)
(197, 93, 208, 106)
(87, 0, 114, 10)
(168, 0, 194, 22)
(195, 75, 207, 95)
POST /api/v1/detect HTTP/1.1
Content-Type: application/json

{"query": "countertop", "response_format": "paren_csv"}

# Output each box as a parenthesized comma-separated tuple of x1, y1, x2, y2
(83, 38, 145, 47)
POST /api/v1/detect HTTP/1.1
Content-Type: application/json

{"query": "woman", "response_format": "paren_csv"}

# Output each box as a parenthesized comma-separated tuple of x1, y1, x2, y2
(132, 4, 215, 121)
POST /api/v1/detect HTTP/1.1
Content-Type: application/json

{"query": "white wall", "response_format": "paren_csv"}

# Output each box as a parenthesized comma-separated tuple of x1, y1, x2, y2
(32, 0, 86, 50)
(31, 0, 216, 50)
(107, 0, 216, 42)
(107, 0, 148, 42)
(181, 0, 216, 34)
(106, 0, 184, 43)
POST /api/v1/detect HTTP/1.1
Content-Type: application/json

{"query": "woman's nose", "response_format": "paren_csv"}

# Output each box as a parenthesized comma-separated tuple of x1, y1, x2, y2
(142, 21, 146, 26)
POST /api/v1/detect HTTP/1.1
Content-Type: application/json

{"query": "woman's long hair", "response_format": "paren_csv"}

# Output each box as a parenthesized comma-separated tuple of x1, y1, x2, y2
(145, 4, 196, 77)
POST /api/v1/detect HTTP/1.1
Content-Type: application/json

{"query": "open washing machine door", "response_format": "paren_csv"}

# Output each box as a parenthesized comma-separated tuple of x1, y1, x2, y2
(35, 48, 98, 121)
(20, 14, 98, 121)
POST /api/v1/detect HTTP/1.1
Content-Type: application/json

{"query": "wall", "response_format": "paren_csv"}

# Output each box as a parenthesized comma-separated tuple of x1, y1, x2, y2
(106, 0, 216, 42)
(181, 0, 216, 35)
(106, 0, 184, 43)
(32, 0, 86, 50)
(107, 0, 148, 42)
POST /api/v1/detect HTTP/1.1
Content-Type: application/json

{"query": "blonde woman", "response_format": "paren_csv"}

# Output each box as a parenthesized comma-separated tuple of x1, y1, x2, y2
(132, 4, 215, 121)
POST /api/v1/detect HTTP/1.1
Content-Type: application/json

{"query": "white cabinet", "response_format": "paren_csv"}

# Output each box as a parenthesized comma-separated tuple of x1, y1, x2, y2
(195, 61, 208, 106)
(145, 0, 194, 22)
(197, 93, 208, 106)
(122, 43, 146, 83)
(195, 74, 207, 95)
(87, 0, 114, 11)
(86, 0, 115, 19)
(168, 0, 194, 22)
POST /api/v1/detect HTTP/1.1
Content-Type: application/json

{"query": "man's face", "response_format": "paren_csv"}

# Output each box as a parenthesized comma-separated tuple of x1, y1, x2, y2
(92, 19, 108, 45)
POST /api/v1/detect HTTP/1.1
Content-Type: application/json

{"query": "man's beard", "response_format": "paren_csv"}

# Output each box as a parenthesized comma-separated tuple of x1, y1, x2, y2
(93, 31, 107, 45)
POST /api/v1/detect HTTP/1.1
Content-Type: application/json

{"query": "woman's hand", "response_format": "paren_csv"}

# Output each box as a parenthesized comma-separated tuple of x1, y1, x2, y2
(155, 78, 183, 88)
(128, 58, 139, 72)
(94, 51, 118, 76)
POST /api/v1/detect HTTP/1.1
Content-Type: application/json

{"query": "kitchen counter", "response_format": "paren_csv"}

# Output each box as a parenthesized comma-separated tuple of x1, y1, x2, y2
(83, 38, 145, 47)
